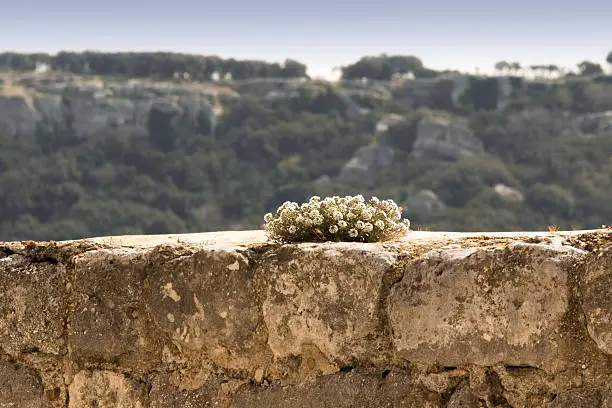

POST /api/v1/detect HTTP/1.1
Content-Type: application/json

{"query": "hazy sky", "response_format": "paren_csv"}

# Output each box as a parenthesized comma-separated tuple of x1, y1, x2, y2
(3, 0, 611, 78)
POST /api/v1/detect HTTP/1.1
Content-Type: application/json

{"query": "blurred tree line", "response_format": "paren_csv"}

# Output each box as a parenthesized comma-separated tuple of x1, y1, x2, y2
(0, 52, 436, 81)
(3, 51, 610, 81)
(0, 51, 308, 80)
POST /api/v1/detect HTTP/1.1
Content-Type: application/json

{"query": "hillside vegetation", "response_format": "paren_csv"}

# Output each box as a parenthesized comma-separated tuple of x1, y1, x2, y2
(1, 51, 612, 241)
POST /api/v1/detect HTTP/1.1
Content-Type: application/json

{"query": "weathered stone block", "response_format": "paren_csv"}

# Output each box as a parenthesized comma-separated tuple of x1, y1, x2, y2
(261, 243, 397, 367)
(388, 243, 583, 372)
(0, 253, 65, 356)
(67, 370, 147, 408)
(231, 369, 440, 408)
(446, 384, 482, 408)
(548, 387, 606, 408)
(0, 360, 51, 408)
(145, 245, 269, 371)
(148, 374, 221, 408)
(580, 243, 612, 355)
(493, 365, 557, 407)
(68, 248, 161, 371)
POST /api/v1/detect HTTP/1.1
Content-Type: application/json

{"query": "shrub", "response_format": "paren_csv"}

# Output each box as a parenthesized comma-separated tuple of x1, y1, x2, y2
(525, 183, 575, 217)
(263, 195, 411, 243)
(416, 158, 518, 207)
(459, 77, 500, 111)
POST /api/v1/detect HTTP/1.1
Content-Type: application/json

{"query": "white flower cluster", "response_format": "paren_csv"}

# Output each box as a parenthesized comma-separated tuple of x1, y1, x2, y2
(263, 195, 410, 243)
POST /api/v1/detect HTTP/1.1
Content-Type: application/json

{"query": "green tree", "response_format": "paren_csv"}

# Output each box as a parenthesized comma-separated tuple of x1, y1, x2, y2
(147, 103, 180, 152)
(341, 55, 427, 80)
(530, 65, 545, 79)
(281, 59, 308, 78)
(577, 60, 603, 76)
(510, 62, 522, 76)
(494, 61, 510, 75)
(546, 65, 559, 78)
(525, 183, 575, 218)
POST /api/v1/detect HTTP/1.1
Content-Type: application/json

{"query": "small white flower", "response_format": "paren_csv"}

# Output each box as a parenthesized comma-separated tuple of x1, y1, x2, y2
(281, 201, 298, 211)
(382, 200, 395, 212)
(267, 195, 410, 243)
(395, 208, 402, 220)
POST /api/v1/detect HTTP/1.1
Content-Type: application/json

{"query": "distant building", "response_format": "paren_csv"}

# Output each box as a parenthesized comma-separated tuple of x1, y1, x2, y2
(391, 72, 415, 80)
(35, 62, 51, 74)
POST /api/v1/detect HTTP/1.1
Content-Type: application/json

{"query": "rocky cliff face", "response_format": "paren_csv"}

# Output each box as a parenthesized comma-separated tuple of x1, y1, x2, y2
(411, 115, 484, 159)
(0, 72, 231, 140)
(0, 71, 516, 143)
(0, 229, 610, 407)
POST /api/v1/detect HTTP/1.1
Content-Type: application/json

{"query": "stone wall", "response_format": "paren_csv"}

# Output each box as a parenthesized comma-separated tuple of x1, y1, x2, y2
(0, 229, 610, 407)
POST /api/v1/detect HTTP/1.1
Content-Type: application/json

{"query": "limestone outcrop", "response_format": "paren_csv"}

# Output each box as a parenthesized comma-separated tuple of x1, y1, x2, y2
(0, 72, 226, 140)
(337, 142, 394, 186)
(402, 189, 447, 213)
(411, 115, 484, 160)
(0, 229, 610, 407)
(0, 71, 520, 142)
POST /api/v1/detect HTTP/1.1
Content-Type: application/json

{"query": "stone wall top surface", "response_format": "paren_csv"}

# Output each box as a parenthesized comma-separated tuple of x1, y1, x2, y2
(52, 228, 603, 248)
